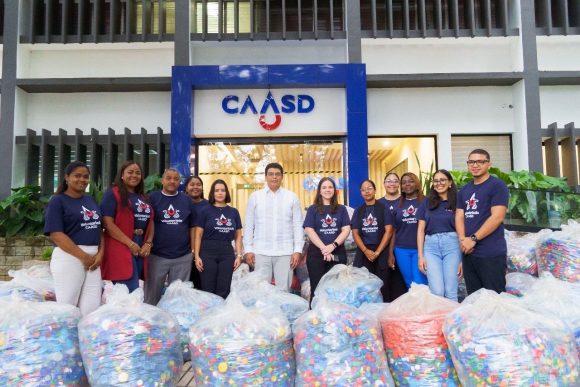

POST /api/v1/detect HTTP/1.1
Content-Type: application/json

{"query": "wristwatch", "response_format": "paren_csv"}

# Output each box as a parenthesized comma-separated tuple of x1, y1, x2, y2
(332, 241, 339, 248)
(470, 234, 479, 242)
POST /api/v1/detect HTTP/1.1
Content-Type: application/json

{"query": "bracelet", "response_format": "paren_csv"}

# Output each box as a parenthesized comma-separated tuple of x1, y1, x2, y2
(144, 241, 153, 247)
(236, 254, 243, 258)
(129, 241, 136, 248)
(191, 250, 195, 255)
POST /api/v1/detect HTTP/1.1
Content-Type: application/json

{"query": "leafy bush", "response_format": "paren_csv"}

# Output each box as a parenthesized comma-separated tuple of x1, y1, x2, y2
(0, 186, 50, 237)
(144, 175, 162, 193)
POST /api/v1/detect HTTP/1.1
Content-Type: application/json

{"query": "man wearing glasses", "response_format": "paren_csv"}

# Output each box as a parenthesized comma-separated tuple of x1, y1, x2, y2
(243, 162, 303, 291)
(455, 149, 509, 294)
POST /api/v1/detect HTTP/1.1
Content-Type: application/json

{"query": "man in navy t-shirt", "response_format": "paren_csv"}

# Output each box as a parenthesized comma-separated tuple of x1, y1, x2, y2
(144, 168, 196, 305)
(456, 149, 509, 294)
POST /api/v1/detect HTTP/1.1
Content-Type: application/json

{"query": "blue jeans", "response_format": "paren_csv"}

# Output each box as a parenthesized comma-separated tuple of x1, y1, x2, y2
(424, 232, 462, 301)
(394, 247, 428, 288)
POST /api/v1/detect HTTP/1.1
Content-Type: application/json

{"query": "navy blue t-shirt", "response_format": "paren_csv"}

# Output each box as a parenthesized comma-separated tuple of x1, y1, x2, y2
(195, 205, 242, 241)
(101, 189, 152, 230)
(303, 205, 351, 245)
(44, 194, 102, 246)
(192, 199, 210, 216)
(377, 197, 400, 214)
(351, 203, 393, 246)
(393, 198, 423, 249)
(149, 191, 196, 259)
(458, 176, 509, 257)
(417, 200, 456, 235)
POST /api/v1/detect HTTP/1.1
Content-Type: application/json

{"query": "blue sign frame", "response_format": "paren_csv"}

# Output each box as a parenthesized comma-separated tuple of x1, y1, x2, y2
(171, 64, 368, 207)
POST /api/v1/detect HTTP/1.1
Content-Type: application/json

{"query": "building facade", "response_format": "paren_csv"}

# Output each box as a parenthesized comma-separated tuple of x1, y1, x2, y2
(1, 1, 579, 211)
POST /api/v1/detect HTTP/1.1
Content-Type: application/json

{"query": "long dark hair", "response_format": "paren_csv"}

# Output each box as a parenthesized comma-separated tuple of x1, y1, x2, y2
(56, 161, 90, 194)
(314, 177, 339, 214)
(398, 172, 424, 207)
(113, 161, 147, 208)
(208, 179, 232, 205)
(428, 169, 457, 211)
(184, 175, 205, 200)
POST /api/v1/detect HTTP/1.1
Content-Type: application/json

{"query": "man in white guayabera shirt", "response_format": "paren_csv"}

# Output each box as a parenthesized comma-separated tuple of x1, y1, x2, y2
(243, 162, 303, 291)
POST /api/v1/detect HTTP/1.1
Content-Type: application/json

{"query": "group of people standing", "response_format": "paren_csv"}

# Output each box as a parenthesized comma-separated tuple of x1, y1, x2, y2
(44, 148, 509, 316)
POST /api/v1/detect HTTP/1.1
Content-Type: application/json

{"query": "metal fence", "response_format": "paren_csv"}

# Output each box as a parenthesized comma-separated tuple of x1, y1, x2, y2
(535, 0, 580, 36)
(543, 122, 580, 189)
(16, 128, 170, 194)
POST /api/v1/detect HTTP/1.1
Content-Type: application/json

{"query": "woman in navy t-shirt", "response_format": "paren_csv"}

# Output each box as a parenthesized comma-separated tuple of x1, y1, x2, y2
(194, 179, 243, 298)
(184, 175, 209, 289)
(44, 161, 103, 316)
(378, 172, 401, 213)
(389, 172, 428, 288)
(351, 179, 394, 300)
(417, 169, 462, 301)
(303, 177, 351, 301)
(101, 161, 153, 292)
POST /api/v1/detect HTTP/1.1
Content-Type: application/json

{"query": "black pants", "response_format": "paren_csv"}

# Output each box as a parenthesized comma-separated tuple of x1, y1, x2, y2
(307, 244, 346, 301)
(463, 253, 507, 295)
(354, 245, 407, 302)
(199, 239, 235, 299)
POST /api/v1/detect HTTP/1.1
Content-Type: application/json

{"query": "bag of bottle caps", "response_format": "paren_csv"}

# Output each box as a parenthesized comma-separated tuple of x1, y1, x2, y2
(505, 272, 538, 297)
(444, 289, 579, 386)
(0, 280, 43, 302)
(79, 285, 183, 386)
(536, 221, 580, 283)
(157, 280, 224, 360)
(189, 293, 295, 385)
(8, 264, 55, 301)
(505, 230, 546, 276)
(0, 298, 86, 385)
(520, 273, 580, 354)
(230, 273, 308, 324)
(379, 284, 460, 386)
(312, 264, 383, 308)
(294, 296, 394, 386)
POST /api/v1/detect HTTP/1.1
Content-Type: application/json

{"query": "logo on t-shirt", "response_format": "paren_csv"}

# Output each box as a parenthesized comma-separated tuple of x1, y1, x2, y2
(321, 214, 337, 228)
(216, 214, 233, 227)
(81, 206, 99, 221)
(403, 205, 416, 217)
(163, 205, 180, 219)
(363, 213, 377, 227)
(465, 193, 479, 210)
(136, 199, 151, 213)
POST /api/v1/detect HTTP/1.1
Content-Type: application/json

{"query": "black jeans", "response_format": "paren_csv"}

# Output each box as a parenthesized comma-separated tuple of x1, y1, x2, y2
(307, 244, 346, 301)
(463, 253, 507, 295)
(199, 239, 235, 299)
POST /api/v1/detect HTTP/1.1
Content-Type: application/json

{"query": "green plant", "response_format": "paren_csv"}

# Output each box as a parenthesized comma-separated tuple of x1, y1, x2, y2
(88, 179, 105, 204)
(0, 186, 50, 237)
(144, 175, 162, 193)
(41, 246, 54, 261)
(413, 152, 435, 195)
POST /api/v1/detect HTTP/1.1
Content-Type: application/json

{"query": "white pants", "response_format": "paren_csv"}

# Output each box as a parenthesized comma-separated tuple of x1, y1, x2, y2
(50, 246, 102, 316)
(255, 254, 293, 291)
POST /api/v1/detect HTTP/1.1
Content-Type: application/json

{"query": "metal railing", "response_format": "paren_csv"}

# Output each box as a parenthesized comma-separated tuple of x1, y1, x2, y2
(360, 0, 517, 38)
(542, 122, 580, 189)
(535, 0, 580, 36)
(16, 128, 170, 194)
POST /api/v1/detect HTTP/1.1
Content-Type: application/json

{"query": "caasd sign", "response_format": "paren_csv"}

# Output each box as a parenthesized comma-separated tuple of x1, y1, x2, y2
(221, 91, 315, 131)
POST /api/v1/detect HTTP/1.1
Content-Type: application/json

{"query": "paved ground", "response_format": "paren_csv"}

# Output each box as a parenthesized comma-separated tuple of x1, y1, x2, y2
(178, 362, 194, 386)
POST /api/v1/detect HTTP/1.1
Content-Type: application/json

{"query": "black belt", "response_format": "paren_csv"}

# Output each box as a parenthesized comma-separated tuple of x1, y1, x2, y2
(134, 228, 144, 236)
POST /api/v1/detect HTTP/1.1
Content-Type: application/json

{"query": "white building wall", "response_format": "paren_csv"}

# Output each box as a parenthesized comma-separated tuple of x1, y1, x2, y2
(22, 92, 170, 136)
(537, 36, 580, 72)
(540, 86, 580, 127)
(367, 87, 519, 170)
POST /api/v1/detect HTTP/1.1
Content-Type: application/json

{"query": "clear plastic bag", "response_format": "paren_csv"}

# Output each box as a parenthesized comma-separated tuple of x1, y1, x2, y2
(8, 264, 55, 301)
(293, 296, 394, 386)
(379, 284, 460, 386)
(0, 298, 86, 385)
(0, 280, 43, 302)
(444, 288, 579, 386)
(536, 220, 580, 282)
(358, 302, 390, 319)
(79, 285, 183, 386)
(505, 230, 547, 276)
(505, 272, 538, 297)
(157, 280, 224, 361)
(520, 273, 580, 355)
(189, 293, 295, 385)
(312, 264, 383, 308)
(230, 274, 309, 324)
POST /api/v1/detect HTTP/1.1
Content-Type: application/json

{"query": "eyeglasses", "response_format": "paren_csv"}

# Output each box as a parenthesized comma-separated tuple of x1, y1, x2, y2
(432, 178, 449, 185)
(466, 160, 489, 166)
(384, 180, 399, 184)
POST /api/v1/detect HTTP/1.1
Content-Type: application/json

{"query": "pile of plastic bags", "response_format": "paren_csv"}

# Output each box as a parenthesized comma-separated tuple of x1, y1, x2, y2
(0, 297, 86, 385)
(380, 284, 460, 386)
(536, 221, 580, 283)
(313, 264, 383, 308)
(505, 272, 538, 297)
(8, 264, 55, 301)
(189, 293, 296, 385)
(0, 281, 42, 302)
(79, 285, 182, 386)
(444, 289, 579, 386)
